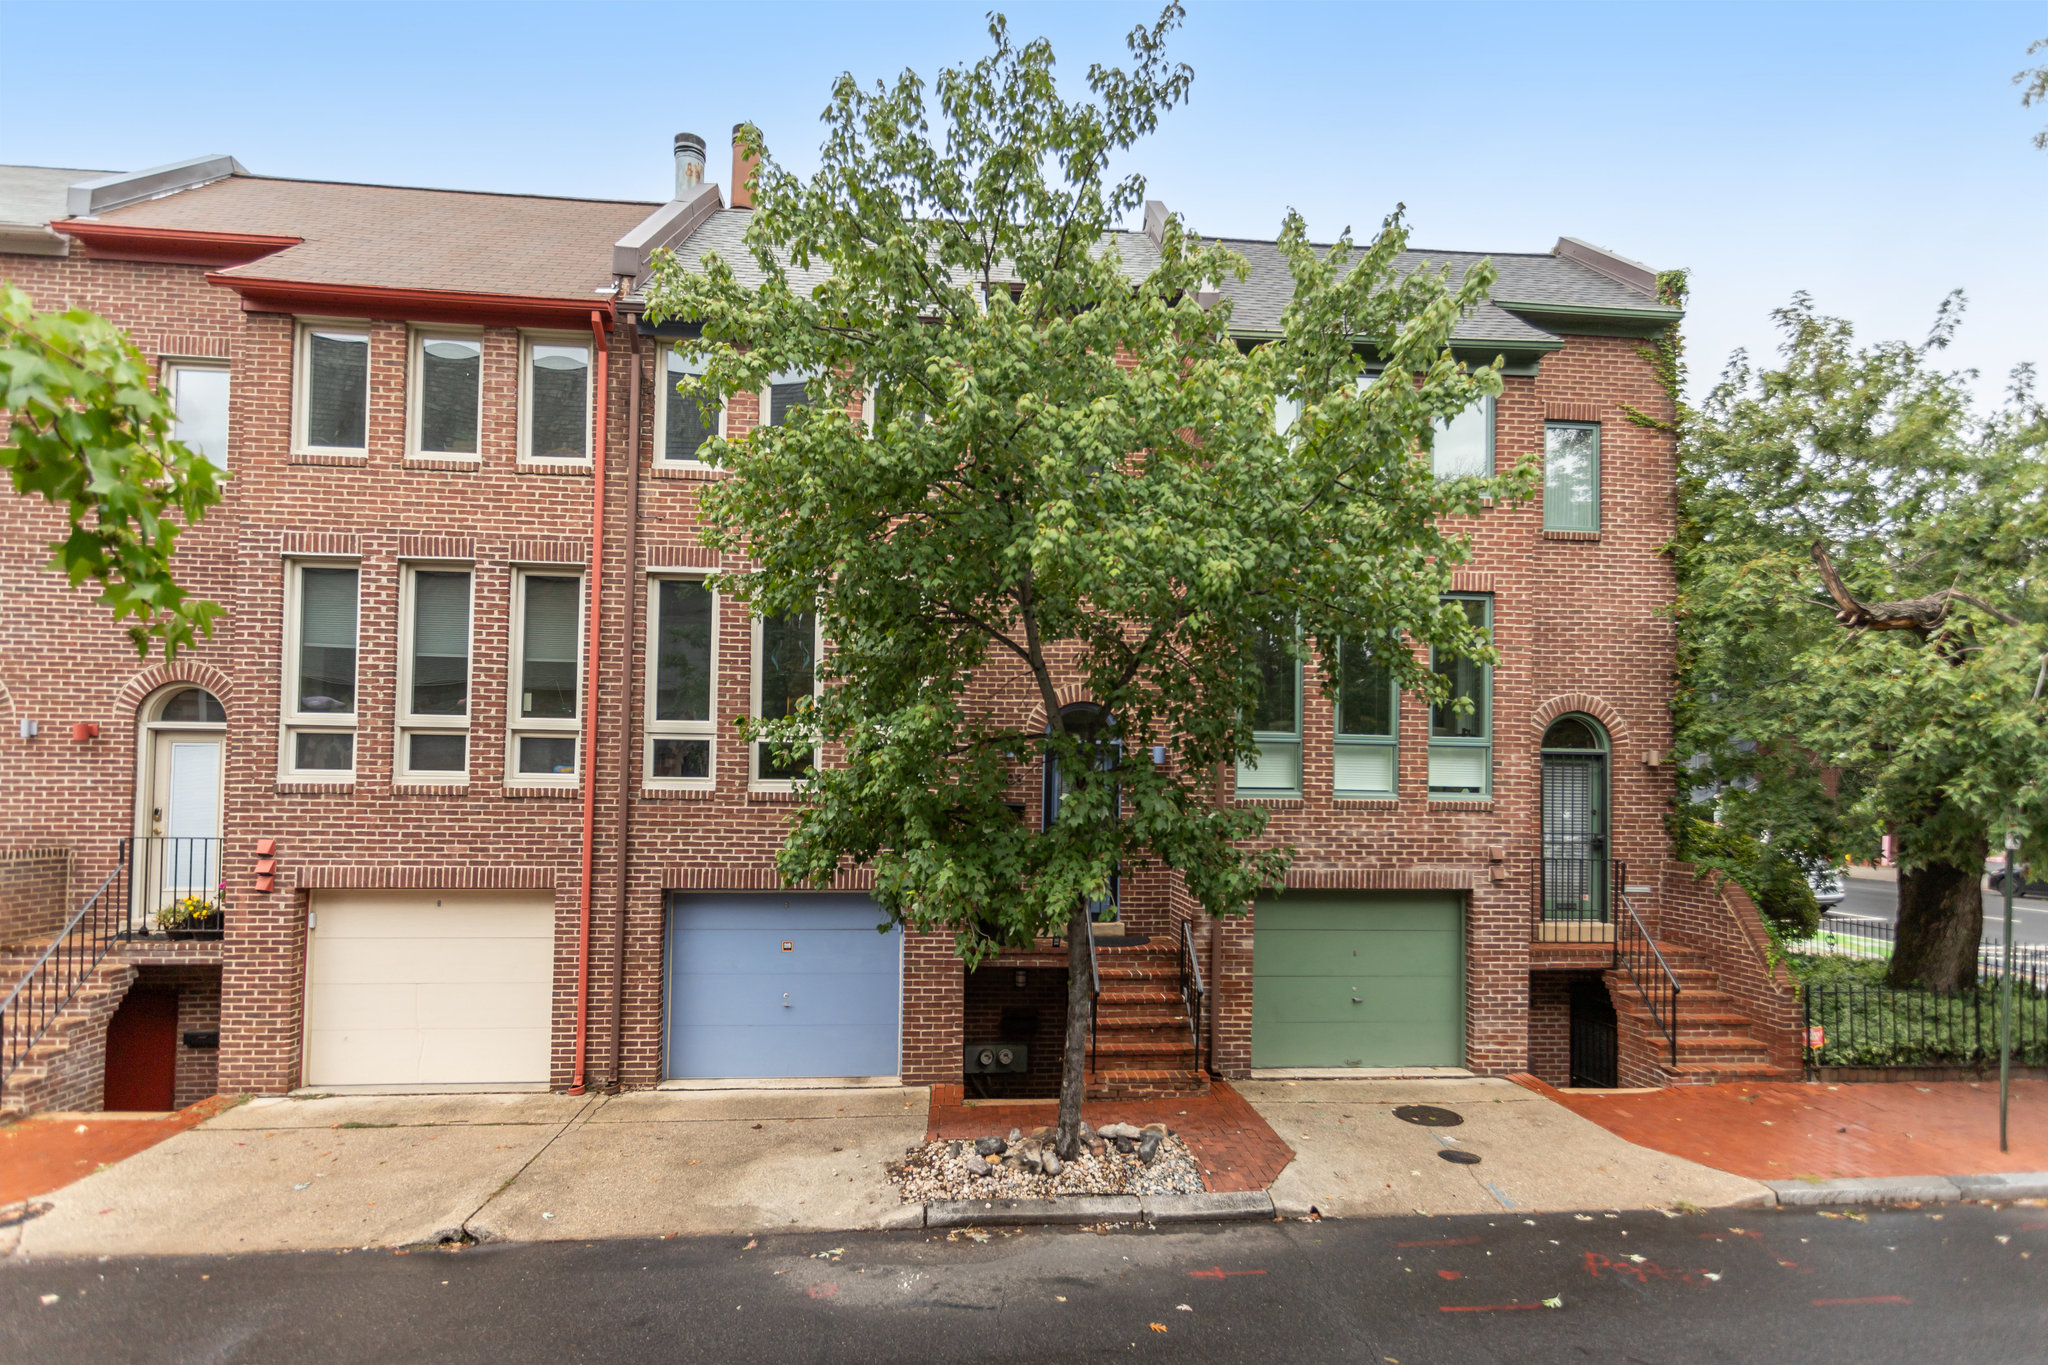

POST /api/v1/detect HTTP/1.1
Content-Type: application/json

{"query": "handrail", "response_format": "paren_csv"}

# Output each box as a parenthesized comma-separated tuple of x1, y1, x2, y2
(1179, 917, 1206, 1074)
(1613, 888, 1680, 1067)
(1087, 916, 1102, 1077)
(1, 857, 125, 1093)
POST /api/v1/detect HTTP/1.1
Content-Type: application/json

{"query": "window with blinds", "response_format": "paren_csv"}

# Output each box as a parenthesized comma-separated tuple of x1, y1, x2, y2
(399, 567, 472, 778)
(285, 563, 359, 776)
(1235, 621, 1301, 799)
(1428, 595, 1493, 796)
(1544, 421, 1601, 532)
(299, 326, 369, 452)
(511, 571, 582, 779)
(522, 338, 589, 461)
(646, 577, 716, 785)
(414, 334, 481, 457)
(659, 350, 721, 465)
(752, 610, 816, 785)
(1334, 638, 1398, 797)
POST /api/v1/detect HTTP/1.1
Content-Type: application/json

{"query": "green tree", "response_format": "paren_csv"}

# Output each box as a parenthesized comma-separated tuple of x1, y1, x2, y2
(644, 5, 1529, 1152)
(2017, 35, 2048, 150)
(1, 282, 224, 657)
(1674, 293, 2048, 989)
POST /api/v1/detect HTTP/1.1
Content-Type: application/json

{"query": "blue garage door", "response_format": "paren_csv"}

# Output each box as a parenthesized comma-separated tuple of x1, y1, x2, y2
(665, 892, 902, 1080)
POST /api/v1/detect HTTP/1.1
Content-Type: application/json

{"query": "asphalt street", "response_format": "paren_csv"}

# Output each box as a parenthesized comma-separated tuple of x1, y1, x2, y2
(1839, 877, 2048, 947)
(5, 1203, 2043, 1364)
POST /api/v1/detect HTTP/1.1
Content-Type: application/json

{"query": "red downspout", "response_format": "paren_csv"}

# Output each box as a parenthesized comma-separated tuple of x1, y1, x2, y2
(571, 309, 609, 1095)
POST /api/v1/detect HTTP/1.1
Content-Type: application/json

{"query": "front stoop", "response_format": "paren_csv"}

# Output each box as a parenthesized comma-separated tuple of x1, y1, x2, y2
(1087, 943, 1209, 1100)
(1609, 943, 1799, 1086)
(0, 958, 139, 1117)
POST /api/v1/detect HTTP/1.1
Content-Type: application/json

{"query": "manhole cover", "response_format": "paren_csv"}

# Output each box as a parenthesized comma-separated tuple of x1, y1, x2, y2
(1438, 1149, 1482, 1165)
(1393, 1104, 1464, 1128)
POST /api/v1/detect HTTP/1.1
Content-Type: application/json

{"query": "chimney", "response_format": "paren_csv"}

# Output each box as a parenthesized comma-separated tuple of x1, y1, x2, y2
(730, 123, 760, 210)
(1143, 199, 1169, 248)
(673, 132, 706, 200)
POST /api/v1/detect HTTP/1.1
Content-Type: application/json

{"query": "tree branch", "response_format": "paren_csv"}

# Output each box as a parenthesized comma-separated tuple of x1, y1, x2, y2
(1809, 541, 2023, 633)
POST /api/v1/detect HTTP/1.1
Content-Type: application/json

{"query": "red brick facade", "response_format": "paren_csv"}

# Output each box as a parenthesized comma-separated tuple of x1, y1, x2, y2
(1, 170, 1798, 1113)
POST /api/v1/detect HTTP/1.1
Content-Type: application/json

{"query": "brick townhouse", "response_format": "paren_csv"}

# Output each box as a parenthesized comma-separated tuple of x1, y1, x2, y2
(0, 133, 1801, 1117)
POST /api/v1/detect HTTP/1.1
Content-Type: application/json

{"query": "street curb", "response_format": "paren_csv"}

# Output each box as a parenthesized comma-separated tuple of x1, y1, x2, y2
(1764, 1172, 2048, 1206)
(911, 1191, 1275, 1229)
(1141, 1191, 1276, 1223)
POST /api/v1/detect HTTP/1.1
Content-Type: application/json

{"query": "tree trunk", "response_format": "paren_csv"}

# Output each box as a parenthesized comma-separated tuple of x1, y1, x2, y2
(1887, 854, 1985, 991)
(1056, 902, 1092, 1160)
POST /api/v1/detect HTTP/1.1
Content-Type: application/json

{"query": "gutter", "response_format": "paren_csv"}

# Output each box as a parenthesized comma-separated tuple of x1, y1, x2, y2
(59, 220, 299, 267)
(205, 275, 615, 331)
(571, 308, 610, 1095)
(610, 337, 643, 1090)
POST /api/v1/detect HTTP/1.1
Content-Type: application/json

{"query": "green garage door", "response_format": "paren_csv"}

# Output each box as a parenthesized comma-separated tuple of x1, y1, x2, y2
(1252, 891, 1465, 1068)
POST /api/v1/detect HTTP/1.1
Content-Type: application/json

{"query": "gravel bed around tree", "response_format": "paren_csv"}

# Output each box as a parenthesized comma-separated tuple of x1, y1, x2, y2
(889, 1127, 1207, 1202)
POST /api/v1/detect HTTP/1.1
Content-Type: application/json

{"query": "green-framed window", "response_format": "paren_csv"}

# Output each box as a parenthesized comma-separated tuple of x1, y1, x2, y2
(1544, 420, 1600, 531)
(1236, 622, 1301, 798)
(1334, 638, 1398, 797)
(1428, 596, 1492, 796)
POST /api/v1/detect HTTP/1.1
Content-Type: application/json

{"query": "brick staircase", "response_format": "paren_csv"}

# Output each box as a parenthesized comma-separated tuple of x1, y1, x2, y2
(1609, 941, 1799, 1085)
(1086, 939, 1209, 1100)
(1, 951, 137, 1117)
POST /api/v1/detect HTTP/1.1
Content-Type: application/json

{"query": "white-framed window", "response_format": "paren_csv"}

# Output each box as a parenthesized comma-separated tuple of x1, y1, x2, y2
(408, 329, 483, 459)
(519, 334, 591, 462)
(1428, 595, 1493, 796)
(164, 359, 230, 469)
(508, 569, 584, 782)
(1334, 638, 1398, 797)
(397, 563, 473, 780)
(1432, 394, 1495, 479)
(1235, 621, 1301, 798)
(750, 609, 817, 787)
(293, 322, 370, 454)
(1544, 420, 1601, 531)
(282, 560, 360, 777)
(646, 574, 717, 786)
(655, 348, 723, 466)
(760, 368, 816, 429)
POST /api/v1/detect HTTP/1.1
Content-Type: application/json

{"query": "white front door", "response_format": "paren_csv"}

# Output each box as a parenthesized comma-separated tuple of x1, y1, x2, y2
(141, 731, 223, 917)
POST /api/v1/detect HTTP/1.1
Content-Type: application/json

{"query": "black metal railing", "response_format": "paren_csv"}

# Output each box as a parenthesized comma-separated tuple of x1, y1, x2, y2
(124, 836, 225, 939)
(1787, 910, 2048, 983)
(2, 859, 124, 1096)
(1179, 917, 1207, 1074)
(1614, 888, 1680, 1067)
(1087, 917, 1102, 1076)
(1803, 968, 2047, 1069)
(1531, 857, 1627, 943)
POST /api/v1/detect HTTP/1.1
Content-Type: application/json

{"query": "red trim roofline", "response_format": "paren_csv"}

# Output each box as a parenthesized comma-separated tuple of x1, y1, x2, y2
(56, 220, 301, 267)
(207, 275, 615, 329)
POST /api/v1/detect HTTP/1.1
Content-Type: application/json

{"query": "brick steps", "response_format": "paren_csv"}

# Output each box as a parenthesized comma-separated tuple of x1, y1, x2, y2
(1086, 941, 1207, 1099)
(1, 959, 135, 1117)
(1606, 942, 1783, 1085)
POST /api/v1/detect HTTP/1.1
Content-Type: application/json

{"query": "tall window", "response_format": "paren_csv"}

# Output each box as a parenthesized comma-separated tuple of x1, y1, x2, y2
(398, 566, 471, 778)
(1432, 395, 1494, 479)
(165, 361, 229, 469)
(284, 562, 359, 776)
(1334, 639, 1398, 797)
(657, 350, 722, 465)
(510, 571, 582, 779)
(412, 332, 481, 458)
(297, 325, 369, 453)
(647, 577, 716, 785)
(1428, 596, 1493, 796)
(1235, 622, 1301, 798)
(522, 338, 589, 461)
(763, 369, 814, 427)
(1544, 421, 1601, 531)
(752, 610, 816, 784)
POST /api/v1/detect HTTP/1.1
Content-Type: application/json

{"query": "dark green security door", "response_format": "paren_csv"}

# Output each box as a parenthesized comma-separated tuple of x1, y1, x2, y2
(1251, 892, 1465, 1068)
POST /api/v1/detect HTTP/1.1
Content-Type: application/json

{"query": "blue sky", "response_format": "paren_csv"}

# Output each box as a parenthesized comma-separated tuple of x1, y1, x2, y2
(2, 1, 2041, 405)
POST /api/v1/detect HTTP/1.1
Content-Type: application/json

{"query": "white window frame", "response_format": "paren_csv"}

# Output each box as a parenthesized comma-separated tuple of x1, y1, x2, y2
(644, 572, 718, 789)
(280, 557, 361, 780)
(1235, 624, 1302, 800)
(292, 319, 372, 456)
(653, 348, 726, 467)
(518, 331, 593, 465)
(1427, 595, 1494, 797)
(1333, 638, 1399, 798)
(758, 367, 822, 432)
(506, 568, 585, 786)
(162, 357, 231, 470)
(407, 327, 484, 461)
(396, 561, 474, 783)
(1431, 394, 1496, 479)
(748, 609, 820, 791)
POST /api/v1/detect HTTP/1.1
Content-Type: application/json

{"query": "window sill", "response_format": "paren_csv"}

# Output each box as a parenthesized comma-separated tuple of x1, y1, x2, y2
(1541, 529, 1601, 542)
(404, 455, 482, 472)
(276, 778, 353, 795)
(1333, 796, 1400, 808)
(394, 781, 470, 796)
(515, 459, 593, 476)
(651, 463, 726, 481)
(1426, 798, 1494, 811)
(1235, 795, 1304, 810)
(747, 787, 806, 804)
(641, 784, 717, 800)
(502, 783, 581, 798)
(289, 450, 368, 467)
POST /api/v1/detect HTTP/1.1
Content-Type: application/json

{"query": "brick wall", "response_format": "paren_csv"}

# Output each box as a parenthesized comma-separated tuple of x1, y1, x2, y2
(963, 963, 1067, 1099)
(1659, 862, 1804, 1071)
(1527, 973, 1573, 1087)
(0, 846, 70, 948)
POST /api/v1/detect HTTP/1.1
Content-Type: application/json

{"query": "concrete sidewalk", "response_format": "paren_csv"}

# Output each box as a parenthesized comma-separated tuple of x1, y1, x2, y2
(1239, 1077, 1772, 1216)
(3, 1087, 929, 1258)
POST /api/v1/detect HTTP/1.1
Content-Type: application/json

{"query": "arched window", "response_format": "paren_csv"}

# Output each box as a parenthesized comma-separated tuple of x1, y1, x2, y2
(1042, 703, 1120, 923)
(1541, 715, 1606, 752)
(154, 687, 226, 725)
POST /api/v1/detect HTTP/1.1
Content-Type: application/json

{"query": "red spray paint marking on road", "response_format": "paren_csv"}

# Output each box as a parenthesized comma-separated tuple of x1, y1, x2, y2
(807, 1283, 839, 1299)
(1188, 1267, 1268, 1280)
(1437, 1270, 1463, 1280)
(1811, 1296, 1909, 1306)
(1439, 1303, 1544, 1313)
(1394, 1237, 1483, 1248)
(1583, 1251, 1713, 1286)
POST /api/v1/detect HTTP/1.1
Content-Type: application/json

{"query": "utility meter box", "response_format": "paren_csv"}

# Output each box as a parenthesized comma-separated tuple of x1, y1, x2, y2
(963, 1042, 1029, 1074)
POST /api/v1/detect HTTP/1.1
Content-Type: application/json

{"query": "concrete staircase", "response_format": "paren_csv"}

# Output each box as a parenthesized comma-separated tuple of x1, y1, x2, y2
(1086, 941, 1209, 1100)
(1609, 942, 1799, 1085)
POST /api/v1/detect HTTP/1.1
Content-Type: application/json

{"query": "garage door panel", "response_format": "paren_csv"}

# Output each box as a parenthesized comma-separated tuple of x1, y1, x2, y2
(668, 928, 900, 975)
(309, 936, 550, 986)
(1254, 1018, 1461, 1067)
(313, 894, 556, 940)
(414, 982, 552, 1031)
(1255, 897, 1457, 933)
(1255, 930, 1459, 979)
(304, 982, 419, 1031)
(669, 969, 902, 1029)
(304, 1028, 423, 1087)
(1254, 975, 1464, 1025)
(1252, 892, 1464, 1069)
(665, 1024, 899, 1080)
(415, 1029, 551, 1084)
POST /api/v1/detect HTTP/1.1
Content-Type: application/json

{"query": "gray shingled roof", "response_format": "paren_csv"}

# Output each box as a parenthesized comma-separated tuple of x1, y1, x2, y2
(637, 208, 1678, 349)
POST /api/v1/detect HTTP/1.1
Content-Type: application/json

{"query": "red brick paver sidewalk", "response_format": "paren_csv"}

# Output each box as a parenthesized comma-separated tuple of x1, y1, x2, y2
(926, 1080, 1294, 1193)
(1513, 1074, 2048, 1182)
(0, 1095, 236, 1208)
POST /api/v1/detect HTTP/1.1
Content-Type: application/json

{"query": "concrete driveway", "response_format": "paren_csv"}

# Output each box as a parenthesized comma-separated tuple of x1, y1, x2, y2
(1241, 1077, 1771, 1217)
(5, 1087, 929, 1258)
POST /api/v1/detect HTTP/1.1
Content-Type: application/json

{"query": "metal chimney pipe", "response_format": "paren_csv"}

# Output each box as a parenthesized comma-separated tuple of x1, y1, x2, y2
(673, 132, 706, 199)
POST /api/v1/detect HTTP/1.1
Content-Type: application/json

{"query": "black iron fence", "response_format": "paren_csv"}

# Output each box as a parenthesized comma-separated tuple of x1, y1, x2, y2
(1179, 917, 1206, 1074)
(125, 836, 225, 938)
(1530, 857, 1627, 944)
(1786, 910, 2048, 983)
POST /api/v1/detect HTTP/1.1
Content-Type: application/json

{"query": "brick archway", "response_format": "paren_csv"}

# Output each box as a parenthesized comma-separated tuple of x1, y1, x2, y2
(114, 660, 239, 719)
(1020, 683, 1102, 735)
(1529, 692, 1627, 747)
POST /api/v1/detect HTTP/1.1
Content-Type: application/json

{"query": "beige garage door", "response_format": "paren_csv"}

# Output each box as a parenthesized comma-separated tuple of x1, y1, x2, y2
(304, 889, 554, 1086)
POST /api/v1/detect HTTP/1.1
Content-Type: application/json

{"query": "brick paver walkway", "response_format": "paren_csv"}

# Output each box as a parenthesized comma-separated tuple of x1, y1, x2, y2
(1514, 1074, 2048, 1181)
(926, 1080, 1294, 1193)
(1, 1094, 235, 1208)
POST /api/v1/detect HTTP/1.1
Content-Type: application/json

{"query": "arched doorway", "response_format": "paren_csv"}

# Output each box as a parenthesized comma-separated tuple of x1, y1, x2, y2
(1043, 702, 1120, 927)
(1540, 714, 1609, 931)
(133, 686, 226, 935)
